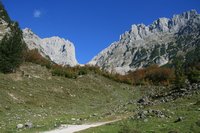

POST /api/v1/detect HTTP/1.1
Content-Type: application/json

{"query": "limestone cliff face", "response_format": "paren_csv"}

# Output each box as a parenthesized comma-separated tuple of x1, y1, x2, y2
(23, 28, 78, 66)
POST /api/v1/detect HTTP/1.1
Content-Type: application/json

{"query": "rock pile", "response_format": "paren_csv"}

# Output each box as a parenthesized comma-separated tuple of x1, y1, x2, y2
(137, 83, 200, 107)
(153, 83, 200, 104)
(133, 109, 167, 120)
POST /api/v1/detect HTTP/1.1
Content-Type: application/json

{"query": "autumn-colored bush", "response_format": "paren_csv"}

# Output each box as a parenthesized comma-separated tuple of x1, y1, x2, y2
(24, 49, 52, 68)
(51, 64, 103, 79)
(128, 69, 146, 85)
(24, 50, 175, 85)
(127, 65, 174, 86)
(145, 65, 174, 85)
(50, 64, 132, 84)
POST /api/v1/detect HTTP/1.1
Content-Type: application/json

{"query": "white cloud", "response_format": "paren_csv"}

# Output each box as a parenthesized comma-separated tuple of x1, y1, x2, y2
(33, 10, 41, 18)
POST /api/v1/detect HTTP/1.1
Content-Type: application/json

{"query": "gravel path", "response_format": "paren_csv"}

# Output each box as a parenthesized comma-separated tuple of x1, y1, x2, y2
(42, 119, 120, 133)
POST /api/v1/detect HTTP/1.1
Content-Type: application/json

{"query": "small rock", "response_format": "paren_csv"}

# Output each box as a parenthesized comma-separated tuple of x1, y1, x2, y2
(148, 109, 153, 113)
(160, 115, 165, 118)
(59, 124, 68, 129)
(137, 96, 152, 105)
(16, 124, 23, 129)
(143, 110, 148, 115)
(5, 106, 10, 110)
(144, 119, 148, 122)
(24, 122, 33, 128)
(71, 118, 76, 121)
(192, 83, 198, 89)
(54, 124, 57, 127)
(36, 125, 42, 128)
(174, 117, 183, 123)
(93, 113, 98, 116)
(171, 112, 175, 115)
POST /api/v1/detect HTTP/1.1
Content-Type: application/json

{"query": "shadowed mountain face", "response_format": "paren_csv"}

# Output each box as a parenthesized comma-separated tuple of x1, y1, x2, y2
(89, 10, 200, 74)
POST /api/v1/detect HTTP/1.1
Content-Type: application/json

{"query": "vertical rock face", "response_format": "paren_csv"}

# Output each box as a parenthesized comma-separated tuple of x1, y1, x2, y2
(89, 10, 200, 74)
(0, 18, 10, 40)
(0, 5, 11, 40)
(23, 28, 78, 66)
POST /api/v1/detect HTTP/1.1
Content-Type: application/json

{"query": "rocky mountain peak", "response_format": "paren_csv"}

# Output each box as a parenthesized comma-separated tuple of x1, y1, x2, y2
(128, 10, 199, 41)
(178, 9, 198, 19)
(23, 28, 32, 33)
(89, 10, 200, 74)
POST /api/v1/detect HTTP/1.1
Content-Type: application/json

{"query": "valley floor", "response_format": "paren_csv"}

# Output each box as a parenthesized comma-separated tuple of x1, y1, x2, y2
(0, 63, 199, 133)
(0, 63, 136, 133)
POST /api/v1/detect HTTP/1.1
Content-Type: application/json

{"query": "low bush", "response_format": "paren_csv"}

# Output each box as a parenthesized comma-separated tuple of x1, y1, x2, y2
(187, 67, 200, 83)
(145, 65, 174, 85)
(127, 65, 174, 86)
(51, 65, 78, 78)
(24, 49, 52, 69)
(23, 49, 177, 86)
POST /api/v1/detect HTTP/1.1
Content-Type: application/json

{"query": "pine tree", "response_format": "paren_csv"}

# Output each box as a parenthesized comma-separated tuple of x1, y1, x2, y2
(0, 2, 26, 73)
(173, 56, 186, 88)
(0, 1, 11, 23)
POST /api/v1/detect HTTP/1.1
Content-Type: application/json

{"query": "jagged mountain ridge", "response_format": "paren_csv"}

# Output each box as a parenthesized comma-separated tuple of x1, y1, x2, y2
(89, 10, 200, 74)
(23, 28, 78, 66)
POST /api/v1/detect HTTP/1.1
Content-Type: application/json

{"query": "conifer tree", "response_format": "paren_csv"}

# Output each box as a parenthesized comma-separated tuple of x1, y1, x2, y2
(0, 2, 26, 73)
(0, 1, 11, 22)
(174, 55, 186, 88)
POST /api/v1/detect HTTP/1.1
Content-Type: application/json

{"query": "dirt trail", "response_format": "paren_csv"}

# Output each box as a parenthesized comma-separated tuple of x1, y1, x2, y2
(42, 119, 120, 133)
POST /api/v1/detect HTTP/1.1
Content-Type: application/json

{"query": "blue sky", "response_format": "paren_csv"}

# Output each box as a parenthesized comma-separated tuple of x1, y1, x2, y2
(2, 0, 200, 64)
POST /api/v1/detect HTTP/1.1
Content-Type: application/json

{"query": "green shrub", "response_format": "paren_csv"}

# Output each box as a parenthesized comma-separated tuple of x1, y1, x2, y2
(78, 67, 88, 75)
(188, 68, 200, 83)
(51, 65, 78, 78)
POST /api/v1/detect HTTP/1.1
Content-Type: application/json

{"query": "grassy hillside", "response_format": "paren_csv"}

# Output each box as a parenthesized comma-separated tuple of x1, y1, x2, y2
(79, 91, 200, 133)
(0, 63, 140, 133)
(0, 63, 199, 133)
